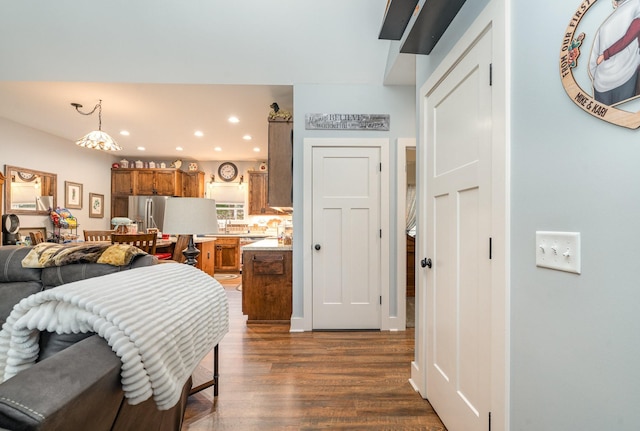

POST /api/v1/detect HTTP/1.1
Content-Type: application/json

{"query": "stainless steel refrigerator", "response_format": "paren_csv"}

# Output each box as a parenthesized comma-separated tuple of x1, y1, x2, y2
(127, 196, 168, 232)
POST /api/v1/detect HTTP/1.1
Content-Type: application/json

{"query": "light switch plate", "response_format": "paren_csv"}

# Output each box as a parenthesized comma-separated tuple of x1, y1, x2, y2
(536, 231, 581, 274)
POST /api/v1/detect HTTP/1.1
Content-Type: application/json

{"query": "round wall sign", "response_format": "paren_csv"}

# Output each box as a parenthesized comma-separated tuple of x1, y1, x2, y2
(560, 0, 640, 129)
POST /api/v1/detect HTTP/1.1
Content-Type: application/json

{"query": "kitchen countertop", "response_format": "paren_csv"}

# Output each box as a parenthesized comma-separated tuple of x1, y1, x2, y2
(241, 238, 292, 251)
(204, 233, 271, 239)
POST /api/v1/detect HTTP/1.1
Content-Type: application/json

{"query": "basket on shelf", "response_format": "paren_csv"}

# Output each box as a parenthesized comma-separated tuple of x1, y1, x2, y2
(49, 207, 79, 242)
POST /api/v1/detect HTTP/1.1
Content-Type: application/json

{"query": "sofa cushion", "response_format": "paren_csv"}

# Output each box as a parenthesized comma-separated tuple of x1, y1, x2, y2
(40, 254, 157, 288)
(0, 246, 42, 283)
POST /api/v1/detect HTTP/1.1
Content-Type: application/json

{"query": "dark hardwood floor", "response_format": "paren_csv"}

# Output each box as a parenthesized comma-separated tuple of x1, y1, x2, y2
(182, 282, 445, 430)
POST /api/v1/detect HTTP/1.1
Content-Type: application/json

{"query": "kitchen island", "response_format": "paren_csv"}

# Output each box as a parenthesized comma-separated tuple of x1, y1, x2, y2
(241, 239, 292, 323)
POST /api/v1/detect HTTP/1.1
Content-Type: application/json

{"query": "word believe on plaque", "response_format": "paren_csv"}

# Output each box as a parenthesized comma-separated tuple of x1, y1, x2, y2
(305, 114, 390, 131)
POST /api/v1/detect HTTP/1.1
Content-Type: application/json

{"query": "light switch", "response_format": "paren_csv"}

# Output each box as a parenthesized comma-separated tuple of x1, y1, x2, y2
(535, 231, 581, 274)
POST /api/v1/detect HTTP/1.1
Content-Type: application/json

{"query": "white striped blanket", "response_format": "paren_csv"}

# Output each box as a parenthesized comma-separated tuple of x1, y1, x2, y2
(0, 263, 229, 410)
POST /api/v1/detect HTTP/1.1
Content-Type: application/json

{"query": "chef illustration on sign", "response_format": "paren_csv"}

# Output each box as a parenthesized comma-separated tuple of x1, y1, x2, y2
(589, 0, 640, 105)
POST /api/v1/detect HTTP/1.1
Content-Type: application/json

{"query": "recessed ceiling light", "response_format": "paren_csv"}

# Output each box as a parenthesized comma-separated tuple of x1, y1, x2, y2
(243, 134, 252, 140)
(214, 147, 222, 152)
(120, 130, 130, 136)
(194, 131, 204, 137)
(137, 146, 146, 151)
(228, 116, 239, 123)
(176, 146, 183, 151)
(253, 147, 261, 152)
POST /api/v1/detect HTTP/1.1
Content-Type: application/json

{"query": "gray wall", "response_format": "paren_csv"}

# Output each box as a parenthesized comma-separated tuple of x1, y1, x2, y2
(1, 118, 114, 234)
(415, 0, 640, 429)
(510, 1, 640, 429)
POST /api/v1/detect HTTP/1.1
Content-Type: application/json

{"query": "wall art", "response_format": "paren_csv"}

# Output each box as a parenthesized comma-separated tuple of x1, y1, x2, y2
(561, 0, 640, 128)
(89, 193, 104, 218)
(64, 181, 82, 209)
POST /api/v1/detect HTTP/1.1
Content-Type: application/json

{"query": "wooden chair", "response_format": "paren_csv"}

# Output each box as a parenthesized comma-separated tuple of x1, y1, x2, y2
(111, 233, 157, 254)
(83, 230, 114, 242)
(29, 231, 45, 245)
(172, 235, 192, 263)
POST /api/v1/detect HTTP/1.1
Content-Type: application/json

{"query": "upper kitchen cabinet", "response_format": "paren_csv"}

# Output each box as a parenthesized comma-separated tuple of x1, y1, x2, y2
(248, 171, 279, 215)
(267, 118, 293, 209)
(182, 171, 205, 198)
(136, 169, 182, 196)
(112, 169, 136, 196)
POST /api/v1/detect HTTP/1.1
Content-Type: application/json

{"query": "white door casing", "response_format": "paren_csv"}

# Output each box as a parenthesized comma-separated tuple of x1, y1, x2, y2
(298, 138, 390, 332)
(396, 138, 416, 333)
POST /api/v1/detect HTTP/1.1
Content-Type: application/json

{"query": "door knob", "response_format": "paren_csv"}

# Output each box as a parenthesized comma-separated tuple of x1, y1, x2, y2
(314, 244, 321, 251)
(421, 258, 432, 268)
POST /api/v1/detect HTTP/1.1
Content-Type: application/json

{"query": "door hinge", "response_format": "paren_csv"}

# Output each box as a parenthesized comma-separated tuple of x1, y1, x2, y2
(379, 296, 382, 305)
(488, 411, 492, 431)
(489, 63, 493, 86)
(489, 237, 492, 259)
(379, 162, 382, 172)
(379, 229, 382, 238)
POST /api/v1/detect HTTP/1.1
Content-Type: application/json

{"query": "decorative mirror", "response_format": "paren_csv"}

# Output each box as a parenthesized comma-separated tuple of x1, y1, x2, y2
(4, 165, 57, 215)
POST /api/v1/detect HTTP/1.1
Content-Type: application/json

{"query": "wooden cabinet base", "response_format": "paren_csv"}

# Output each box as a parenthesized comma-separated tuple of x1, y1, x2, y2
(242, 250, 292, 322)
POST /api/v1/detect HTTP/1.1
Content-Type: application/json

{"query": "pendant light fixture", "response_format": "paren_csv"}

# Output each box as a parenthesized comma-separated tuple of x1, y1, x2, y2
(71, 99, 121, 151)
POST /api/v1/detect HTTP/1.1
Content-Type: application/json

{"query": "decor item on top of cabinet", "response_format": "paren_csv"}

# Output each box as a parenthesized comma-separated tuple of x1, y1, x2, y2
(259, 162, 267, 171)
(189, 162, 198, 171)
(64, 181, 83, 209)
(560, 1, 640, 129)
(268, 102, 292, 121)
(218, 162, 238, 182)
(120, 159, 129, 168)
(135, 160, 144, 168)
(89, 193, 104, 218)
(171, 159, 182, 169)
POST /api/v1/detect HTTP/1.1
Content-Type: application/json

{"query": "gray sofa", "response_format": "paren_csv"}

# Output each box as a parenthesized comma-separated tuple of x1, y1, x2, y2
(0, 245, 191, 431)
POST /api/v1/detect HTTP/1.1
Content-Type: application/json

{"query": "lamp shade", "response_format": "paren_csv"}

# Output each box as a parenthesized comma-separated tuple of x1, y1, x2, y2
(76, 130, 121, 151)
(163, 198, 219, 235)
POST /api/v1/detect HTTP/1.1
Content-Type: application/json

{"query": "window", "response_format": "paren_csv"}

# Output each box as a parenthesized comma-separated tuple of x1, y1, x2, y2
(216, 202, 245, 221)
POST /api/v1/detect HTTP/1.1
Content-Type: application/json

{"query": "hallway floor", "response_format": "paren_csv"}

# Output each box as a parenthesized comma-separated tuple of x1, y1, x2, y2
(182, 283, 445, 430)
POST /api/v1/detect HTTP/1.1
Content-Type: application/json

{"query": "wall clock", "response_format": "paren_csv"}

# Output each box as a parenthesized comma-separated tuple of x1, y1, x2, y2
(218, 162, 238, 182)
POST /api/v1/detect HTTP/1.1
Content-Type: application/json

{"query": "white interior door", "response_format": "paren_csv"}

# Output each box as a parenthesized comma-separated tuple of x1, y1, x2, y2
(424, 29, 493, 431)
(312, 146, 381, 329)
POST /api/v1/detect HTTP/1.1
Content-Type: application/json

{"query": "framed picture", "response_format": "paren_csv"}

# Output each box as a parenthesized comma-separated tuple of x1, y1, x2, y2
(89, 193, 104, 218)
(65, 181, 82, 209)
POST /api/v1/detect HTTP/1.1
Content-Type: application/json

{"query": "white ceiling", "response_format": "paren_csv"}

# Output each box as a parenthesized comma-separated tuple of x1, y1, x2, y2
(0, 81, 293, 162)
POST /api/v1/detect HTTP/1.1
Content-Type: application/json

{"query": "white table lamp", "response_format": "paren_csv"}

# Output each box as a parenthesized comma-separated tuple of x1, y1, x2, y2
(163, 198, 219, 266)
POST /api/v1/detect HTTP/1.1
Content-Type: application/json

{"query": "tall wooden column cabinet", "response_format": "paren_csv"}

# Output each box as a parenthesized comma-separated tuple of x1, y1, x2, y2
(267, 118, 293, 209)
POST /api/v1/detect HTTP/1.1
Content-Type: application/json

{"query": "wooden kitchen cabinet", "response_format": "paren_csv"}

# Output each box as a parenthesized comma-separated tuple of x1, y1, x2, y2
(196, 239, 215, 276)
(136, 169, 182, 196)
(112, 169, 136, 195)
(267, 118, 293, 208)
(182, 171, 205, 197)
(111, 169, 136, 218)
(111, 168, 195, 218)
(248, 172, 279, 215)
(214, 237, 240, 272)
(242, 249, 292, 323)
